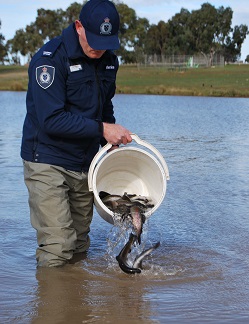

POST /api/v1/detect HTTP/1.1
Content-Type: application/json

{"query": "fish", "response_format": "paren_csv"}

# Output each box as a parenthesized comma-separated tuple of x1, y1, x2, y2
(99, 191, 154, 212)
(116, 234, 160, 274)
(123, 192, 154, 209)
(116, 233, 141, 274)
(99, 192, 123, 204)
(130, 205, 145, 244)
(99, 191, 133, 212)
(99, 191, 153, 244)
(133, 241, 160, 269)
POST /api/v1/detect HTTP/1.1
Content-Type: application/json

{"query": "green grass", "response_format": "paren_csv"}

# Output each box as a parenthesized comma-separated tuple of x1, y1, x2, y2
(0, 65, 29, 91)
(116, 64, 249, 97)
(1, 64, 249, 97)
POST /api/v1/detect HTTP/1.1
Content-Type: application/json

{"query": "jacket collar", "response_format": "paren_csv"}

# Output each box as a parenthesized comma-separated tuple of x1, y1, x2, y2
(62, 23, 84, 59)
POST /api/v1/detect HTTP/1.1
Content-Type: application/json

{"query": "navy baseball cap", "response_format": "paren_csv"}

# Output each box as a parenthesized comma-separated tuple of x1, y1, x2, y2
(79, 0, 120, 50)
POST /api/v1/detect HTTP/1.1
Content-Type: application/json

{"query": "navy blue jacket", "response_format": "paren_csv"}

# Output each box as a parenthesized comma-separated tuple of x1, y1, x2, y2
(21, 23, 118, 172)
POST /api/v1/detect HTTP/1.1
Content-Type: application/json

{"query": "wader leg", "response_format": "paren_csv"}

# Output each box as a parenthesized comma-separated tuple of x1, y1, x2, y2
(66, 170, 93, 254)
(23, 161, 93, 267)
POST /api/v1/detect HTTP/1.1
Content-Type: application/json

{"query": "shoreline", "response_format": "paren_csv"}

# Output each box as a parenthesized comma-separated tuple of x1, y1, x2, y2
(1, 64, 249, 98)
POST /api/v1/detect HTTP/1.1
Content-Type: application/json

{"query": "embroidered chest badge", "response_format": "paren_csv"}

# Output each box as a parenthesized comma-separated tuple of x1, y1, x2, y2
(36, 65, 55, 89)
(100, 17, 112, 35)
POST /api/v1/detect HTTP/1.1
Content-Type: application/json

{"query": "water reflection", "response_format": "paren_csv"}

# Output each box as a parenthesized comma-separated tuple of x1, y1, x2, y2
(32, 261, 157, 324)
(31, 242, 222, 323)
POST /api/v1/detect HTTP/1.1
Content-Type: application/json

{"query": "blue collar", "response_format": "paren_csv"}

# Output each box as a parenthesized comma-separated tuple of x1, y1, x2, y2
(62, 23, 84, 59)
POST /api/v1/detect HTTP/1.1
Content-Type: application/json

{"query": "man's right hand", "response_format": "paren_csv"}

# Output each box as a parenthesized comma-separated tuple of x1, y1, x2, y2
(103, 123, 132, 146)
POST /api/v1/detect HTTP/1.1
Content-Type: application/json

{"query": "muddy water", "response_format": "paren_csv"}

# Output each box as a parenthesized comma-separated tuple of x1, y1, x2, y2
(1, 92, 249, 323)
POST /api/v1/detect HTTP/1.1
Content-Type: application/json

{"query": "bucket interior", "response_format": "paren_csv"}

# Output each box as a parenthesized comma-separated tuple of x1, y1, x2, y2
(92, 147, 166, 221)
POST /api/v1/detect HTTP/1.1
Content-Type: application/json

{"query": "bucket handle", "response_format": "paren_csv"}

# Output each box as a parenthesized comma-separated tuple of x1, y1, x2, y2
(88, 133, 169, 191)
(130, 133, 170, 180)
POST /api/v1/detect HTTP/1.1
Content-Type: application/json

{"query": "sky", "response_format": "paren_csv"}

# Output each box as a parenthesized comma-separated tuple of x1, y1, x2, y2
(1, 0, 249, 61)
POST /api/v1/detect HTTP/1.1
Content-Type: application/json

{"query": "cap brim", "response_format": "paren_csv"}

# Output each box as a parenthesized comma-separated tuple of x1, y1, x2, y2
(85, 29, 120, 50)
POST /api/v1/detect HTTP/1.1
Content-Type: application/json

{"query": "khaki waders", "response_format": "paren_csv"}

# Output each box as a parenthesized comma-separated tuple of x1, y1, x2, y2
(23, 161, 94, 267)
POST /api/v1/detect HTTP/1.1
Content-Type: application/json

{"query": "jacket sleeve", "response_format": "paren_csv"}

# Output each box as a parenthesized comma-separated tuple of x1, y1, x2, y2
(29, 56, 102, 139)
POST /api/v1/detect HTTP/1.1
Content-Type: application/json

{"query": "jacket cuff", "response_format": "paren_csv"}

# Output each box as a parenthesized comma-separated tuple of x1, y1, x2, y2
(97, 120, 103, 135)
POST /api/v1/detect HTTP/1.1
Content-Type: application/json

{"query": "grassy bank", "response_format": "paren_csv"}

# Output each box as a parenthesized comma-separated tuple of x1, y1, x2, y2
(0, 65, 29, 91)
(117, 64, 249, 97)
(1, 64, 249, 97)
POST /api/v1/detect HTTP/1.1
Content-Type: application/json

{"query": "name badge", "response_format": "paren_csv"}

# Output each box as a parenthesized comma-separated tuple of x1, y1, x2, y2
(70, 64, 82, 72)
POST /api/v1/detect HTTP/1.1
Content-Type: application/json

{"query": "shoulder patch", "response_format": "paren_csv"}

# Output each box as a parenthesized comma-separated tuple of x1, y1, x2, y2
(36, 65, 55, 89)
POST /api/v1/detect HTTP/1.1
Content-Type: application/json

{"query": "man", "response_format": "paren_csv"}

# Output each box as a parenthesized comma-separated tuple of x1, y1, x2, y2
(21, 0, 132, 267)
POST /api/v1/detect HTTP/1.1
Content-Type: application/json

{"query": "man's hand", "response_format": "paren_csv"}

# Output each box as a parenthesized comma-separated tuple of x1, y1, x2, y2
(103, 123, 132, 146)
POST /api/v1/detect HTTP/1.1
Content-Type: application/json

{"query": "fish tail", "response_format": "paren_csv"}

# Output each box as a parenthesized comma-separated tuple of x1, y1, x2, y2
(133, 241, 160, 269)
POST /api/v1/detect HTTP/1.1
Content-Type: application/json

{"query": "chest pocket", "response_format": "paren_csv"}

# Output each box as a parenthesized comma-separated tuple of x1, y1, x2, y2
(99, 69, 116, 98)
(66, 68, 95, 109)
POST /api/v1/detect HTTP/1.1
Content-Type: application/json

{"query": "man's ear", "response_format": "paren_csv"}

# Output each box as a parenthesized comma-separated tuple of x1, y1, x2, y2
(75, 20, 83, 36)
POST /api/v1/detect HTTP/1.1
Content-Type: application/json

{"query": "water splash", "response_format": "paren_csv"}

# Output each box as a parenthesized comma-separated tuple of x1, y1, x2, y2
(105, 214, 160, 272)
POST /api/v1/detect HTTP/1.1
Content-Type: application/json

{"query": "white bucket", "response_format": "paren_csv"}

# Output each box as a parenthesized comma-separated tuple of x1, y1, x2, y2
(88, 134, 170, 224)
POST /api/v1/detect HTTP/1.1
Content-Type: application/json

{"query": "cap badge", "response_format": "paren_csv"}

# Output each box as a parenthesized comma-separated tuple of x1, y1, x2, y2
(100, 17, 112, 35)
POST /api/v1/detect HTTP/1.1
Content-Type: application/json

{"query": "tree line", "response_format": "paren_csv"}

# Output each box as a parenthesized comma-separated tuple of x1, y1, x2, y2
(0, 1, 249, 65)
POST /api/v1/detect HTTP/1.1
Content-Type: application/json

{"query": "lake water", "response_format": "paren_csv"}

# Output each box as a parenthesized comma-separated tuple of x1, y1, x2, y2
(0, 91, 249, 323)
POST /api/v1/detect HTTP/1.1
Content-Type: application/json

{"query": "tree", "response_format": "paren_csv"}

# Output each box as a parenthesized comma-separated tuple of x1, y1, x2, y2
(7, 2, 84, 64)
(146, 21, 170, 57)
(114, 3, 150, 63)
(115, 3, 138, 62)
(215, 6, 233, 45)
(131, 17, 150, 63)
(8, 24, 44, 63)
(65, 2, 83, 24)
(35, 2, 83, 39)
(167, 8, 192, 55)
(0, 20, 8, 64)
(4, 1, 249, 65)
(186, 3, 227, 65)
(35, 8, 66, 41)
(164, 3, 247, 64)
(223, 24, 249, 62)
